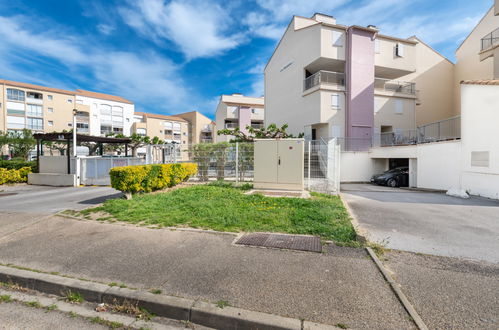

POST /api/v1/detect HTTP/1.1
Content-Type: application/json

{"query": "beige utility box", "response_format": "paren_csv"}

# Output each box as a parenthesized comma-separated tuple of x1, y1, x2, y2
(253, 139, 304, 190)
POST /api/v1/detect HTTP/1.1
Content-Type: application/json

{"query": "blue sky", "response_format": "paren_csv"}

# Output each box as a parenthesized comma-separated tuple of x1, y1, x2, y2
(0, 0, 492, 119)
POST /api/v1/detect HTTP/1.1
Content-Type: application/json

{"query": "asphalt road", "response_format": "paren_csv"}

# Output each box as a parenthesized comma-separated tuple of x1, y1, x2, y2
(341, 183, 499, 263)
(0, 184, 121, 214)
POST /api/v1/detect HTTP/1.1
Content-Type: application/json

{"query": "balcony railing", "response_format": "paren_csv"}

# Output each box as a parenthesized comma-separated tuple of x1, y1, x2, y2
(374, 78, 416, 95)
(225, 122, 238, 129)
(481, 27, 499, 50)
(251, 123, 264, 129)
(304, 71, 345, 91)
(417, 116, 461, 143)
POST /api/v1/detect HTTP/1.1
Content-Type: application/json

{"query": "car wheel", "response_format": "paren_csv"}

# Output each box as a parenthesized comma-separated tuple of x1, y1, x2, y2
(387, 178, 398, 188)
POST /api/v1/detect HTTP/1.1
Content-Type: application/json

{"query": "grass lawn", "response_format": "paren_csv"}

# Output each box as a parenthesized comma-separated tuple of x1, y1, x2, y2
(80, 183, 357, 242)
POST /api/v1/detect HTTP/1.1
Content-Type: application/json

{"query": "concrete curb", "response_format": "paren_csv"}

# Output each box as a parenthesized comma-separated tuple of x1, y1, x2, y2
(339, 194, 369, 243)
(366, 248, 429, 330)
(0, 265, 339, 330)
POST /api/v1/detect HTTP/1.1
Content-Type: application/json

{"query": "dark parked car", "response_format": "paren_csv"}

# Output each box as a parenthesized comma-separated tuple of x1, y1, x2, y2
(371, 167, 409, 187)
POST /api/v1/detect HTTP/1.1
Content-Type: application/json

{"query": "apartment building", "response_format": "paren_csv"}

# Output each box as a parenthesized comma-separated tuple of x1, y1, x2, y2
(132, 112, 189, 145)
(264, 13, 454, 146)
(454, 4, 499, 113)
(215, 94, 264, 142)
(175, 111, 215, 144)
(0, 79, 134, 137)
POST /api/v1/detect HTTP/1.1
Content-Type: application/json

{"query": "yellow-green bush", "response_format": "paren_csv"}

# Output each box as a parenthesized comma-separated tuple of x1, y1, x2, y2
(0, 166, 32, 185)
(109, 163, 197, 194)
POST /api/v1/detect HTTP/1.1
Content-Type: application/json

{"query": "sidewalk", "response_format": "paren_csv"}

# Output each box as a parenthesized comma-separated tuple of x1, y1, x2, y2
(0, 214, 414, 329)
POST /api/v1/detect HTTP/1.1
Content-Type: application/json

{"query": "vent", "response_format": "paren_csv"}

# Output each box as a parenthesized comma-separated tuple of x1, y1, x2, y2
(471, 151, 489, 167)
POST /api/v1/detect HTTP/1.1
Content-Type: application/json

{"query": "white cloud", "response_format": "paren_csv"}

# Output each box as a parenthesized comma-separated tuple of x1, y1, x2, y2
(0, 15, 192, 111)
(97, 24, 115, 35)
(255, 0, 349, 22)
(119, 0, 244, 59)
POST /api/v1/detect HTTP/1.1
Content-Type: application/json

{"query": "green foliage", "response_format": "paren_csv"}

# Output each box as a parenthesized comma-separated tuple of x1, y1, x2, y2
(0, 160, 37, 172)
(7, 129, 36, 160)
(109, 163, 197, 194)
(65, 290, 84, 303)
(0, 167, 32, 185)
(217, 123, 304, 142)
(84, 185, 357, 242)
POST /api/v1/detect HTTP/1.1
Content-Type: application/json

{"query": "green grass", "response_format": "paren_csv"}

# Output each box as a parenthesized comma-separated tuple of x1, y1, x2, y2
(80, 184, 356, 242)
(65, 290, 83, 303)
(0, 295, 12, 303)
(216, 300, 230, 308)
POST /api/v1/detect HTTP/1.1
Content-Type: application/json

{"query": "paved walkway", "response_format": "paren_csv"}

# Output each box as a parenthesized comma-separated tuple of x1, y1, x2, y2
(0, 214, 414, 329)
(341, 183, 499, 263)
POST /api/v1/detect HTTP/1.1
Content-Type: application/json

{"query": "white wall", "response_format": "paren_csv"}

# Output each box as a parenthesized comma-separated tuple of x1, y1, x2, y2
(340, 152, 386, 182)
(416, 141, 461, 190)
(460, 83, 499, 199)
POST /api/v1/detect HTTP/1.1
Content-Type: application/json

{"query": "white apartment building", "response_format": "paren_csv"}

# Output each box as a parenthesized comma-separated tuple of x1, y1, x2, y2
(215, 94, 264, 142)
(264, 13, 454, 148)
(75, 90, 134, 137)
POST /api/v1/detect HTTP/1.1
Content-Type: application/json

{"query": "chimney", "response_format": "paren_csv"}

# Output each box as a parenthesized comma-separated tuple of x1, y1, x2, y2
(312, 13, 336, 25)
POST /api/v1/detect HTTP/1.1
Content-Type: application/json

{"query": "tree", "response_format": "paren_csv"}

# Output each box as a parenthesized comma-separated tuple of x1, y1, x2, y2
(8, 129, 36, 160)
(0, 131, 9, 157)
(217, 123, 304, 142)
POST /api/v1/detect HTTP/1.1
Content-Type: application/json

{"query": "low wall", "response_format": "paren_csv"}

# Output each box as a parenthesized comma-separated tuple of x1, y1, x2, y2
(462, 172, 499, 200)
(39, 156, 68, 174)
(416, 141, 461, 191)
(340, 152, 386, 182)
(28, 173, 76, 187)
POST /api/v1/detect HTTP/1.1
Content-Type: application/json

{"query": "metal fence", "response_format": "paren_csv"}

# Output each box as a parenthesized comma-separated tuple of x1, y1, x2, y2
(304, 71, 345, 91)
(304, 139, 340, 194)
(481, 27, 499, 50)
(417, 116, 461, 143)
(374, 78, 416, 95)
(79, 156, 144, 185)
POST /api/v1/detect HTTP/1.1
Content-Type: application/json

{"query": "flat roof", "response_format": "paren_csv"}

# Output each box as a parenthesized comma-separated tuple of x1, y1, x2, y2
(134, 111, 188, 122)
(33, 132, 132, 143)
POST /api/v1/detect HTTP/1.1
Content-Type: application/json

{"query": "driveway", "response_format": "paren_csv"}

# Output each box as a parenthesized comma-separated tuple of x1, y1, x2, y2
(341, 183, 499, 263)
(0, 184, 121, 214)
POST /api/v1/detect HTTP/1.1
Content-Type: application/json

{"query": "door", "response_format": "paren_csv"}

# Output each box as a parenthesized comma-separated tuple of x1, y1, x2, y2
(277, 140, 304, 184)
(311, 129, 317, 140)
(254, 140, 278, 183)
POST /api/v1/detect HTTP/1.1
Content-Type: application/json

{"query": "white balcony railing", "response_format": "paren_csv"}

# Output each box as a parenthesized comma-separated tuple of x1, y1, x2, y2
(374, 78, 416, 95)
(304, 71, 345, 91)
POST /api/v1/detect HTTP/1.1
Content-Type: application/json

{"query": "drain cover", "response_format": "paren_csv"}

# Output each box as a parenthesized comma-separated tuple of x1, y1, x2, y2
(236, 233, 322, 253)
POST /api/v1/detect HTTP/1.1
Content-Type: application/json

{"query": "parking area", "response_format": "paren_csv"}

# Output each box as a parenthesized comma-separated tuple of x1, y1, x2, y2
(341, 183, 499, 263)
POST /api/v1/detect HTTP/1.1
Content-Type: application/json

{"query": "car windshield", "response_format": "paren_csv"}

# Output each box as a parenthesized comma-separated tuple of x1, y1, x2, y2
(386, 167, 407, 173)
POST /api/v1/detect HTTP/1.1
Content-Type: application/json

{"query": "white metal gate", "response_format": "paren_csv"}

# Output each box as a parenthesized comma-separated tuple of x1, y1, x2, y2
(304, 138, 340, 194)
(80, 157, 144, 185)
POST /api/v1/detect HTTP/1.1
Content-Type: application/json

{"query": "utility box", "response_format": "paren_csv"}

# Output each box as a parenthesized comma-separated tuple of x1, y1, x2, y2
(253, 139, 304, 190)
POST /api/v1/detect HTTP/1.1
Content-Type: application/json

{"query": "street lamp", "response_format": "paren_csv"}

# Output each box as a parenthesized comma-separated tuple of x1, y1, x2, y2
(72, 109, 77, 157)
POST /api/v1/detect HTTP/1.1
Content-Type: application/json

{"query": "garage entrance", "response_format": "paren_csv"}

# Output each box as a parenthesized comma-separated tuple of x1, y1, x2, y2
(389, 158, 409, 169)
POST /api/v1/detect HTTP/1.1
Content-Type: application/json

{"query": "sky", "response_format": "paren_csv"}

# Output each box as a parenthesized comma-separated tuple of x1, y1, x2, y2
(0, 0, 492, 119)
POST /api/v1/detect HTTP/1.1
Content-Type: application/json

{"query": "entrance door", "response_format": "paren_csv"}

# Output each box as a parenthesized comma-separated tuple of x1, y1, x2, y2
(311, 129, 317, 140)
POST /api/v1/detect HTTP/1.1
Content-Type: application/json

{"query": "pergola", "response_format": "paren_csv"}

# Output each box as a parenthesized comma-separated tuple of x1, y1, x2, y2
(33, 132, 132, 174)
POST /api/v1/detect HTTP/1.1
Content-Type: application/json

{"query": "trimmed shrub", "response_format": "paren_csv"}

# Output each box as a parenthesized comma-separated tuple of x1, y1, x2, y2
(0, 167, 32, 185)
(109, 163, 197, 195)
(0, 160, 37, 172)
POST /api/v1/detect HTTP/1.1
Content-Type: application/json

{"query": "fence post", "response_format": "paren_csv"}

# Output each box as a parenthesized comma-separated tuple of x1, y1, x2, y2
(235, 142, 239, 183)
(307, 141, 311, 190)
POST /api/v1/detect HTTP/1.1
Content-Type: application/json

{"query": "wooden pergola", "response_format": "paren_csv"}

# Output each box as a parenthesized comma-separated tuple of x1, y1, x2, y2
(33, 132, 132, 174)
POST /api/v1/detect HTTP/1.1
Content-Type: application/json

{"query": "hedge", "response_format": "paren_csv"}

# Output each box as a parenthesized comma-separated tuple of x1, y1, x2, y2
(109, 163, 197, 194)
(0, 160, 37, 173)
(0, 167, 32, 185)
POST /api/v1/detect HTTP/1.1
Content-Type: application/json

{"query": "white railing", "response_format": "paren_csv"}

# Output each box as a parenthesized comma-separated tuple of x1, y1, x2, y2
(374, 78, 416, 95)
(79, 156, 144, 185)
(481, 27, 499, 50)
(304, 71, 345, 91)
(417, 116, 461, 143)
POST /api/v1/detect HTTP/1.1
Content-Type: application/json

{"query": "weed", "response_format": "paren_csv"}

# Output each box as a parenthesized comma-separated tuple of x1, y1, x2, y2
(108, 282, 118, 287)
(335, 323, 348, 329)
(25, 301, 42, 308)
(0, 295, 12, 303)
(65, 290, 84, 303)
(69, 311, 78, 318)
(46, 304, 58, 311)
(89, 316, 123, 329)
(111, 299, 154, 321)
(368, 238, 390, 258)
(119, 283, 127, 288)
(180, 320, 195, 329)
(216, 300, 230, 309)
(149, 289, 162, 294)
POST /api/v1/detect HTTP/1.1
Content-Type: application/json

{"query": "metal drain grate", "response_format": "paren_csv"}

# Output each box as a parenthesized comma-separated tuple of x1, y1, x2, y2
(236, 233, 322, 253)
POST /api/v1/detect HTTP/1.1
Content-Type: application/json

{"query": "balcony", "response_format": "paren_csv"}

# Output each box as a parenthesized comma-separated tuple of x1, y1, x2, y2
(251, 123, 264, 129)
(303, 70, 345, 91)
(201, 124, 212, 132)
(374, 78, 415, 95)
(481, 27, 499, 51)
(225, 122, 238, 129)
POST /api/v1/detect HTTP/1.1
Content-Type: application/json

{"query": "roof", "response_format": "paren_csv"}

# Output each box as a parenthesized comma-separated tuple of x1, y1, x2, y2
(461, 79, 499, 85)
(134, 111, 188, 122)
(75, 89, 133, 104)
(0, 78, 134, 104)
(0, 79, 75, 96)
(33, 132, 132, 143)
(221, 94, 265, 106)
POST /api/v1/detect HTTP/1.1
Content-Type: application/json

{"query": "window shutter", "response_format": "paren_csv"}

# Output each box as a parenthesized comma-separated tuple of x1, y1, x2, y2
(395, 99, 403, 114)
(396, 43, 404, 57)
(374, 39, 380, 53)
(331, 94, 340, 109)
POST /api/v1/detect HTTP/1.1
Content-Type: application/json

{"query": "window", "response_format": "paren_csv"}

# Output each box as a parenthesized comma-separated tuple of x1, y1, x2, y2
(67, 99, 73, 103)
(331, 94, 340, 109)
(164, 121, 173, 129)
(136, 128, 146, 136)
(48, 121, 54, 126)
(27, 92, 43, 100)
(173, 123, 181, 131)
(27, 117, 43, 130)
(27, 104, 43, 117)
(47, 95, 53, 101)
(7, 88, 25, 101)
(100, 125, 112, 135)
(332, 30, 343, 46)
(395, 43, 404, 57)
(48, 107, 54, 113)
(251, 108, 259, 114)
(395, 99, 403, 114)
(7, 108, 25, 115)
(374, 39, 380, 54)
(76, 122, 89, 133)
(113, 127, 123, 134)
(68, 123, 73, 127)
